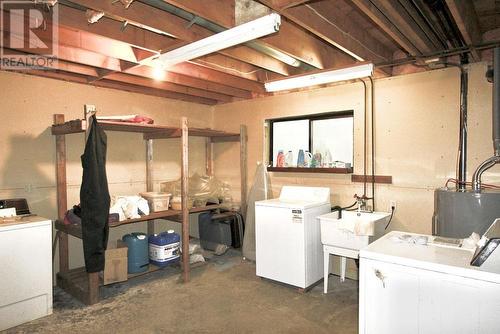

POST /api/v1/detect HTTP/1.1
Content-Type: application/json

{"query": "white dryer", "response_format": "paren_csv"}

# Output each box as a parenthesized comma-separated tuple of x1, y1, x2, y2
(255, 186, 331, 289)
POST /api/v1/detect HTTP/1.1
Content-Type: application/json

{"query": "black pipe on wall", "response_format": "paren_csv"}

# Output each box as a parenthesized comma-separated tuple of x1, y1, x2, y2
(458, 68, 468, 191)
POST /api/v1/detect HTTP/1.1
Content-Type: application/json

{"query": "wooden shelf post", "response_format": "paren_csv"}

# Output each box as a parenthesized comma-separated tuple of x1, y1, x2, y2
(54, 114, 69, 273)
(146, 138, 155, 235)
(181, 117, 190, 283)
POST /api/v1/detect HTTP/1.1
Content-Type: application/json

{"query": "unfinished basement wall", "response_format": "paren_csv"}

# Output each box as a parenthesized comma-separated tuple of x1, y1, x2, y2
(0, 70, 213, 275)
(213, 62, 500, 238)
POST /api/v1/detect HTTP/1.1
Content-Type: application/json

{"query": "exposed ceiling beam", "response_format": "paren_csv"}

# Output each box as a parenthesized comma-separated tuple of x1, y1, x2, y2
(259, 0, 392, 75)
(162, 0, 357, 69)
(6, 49, 235, 104)
(396, 0, 445, 50)
(125, 66, 254, 98)
(269, 0, 313, 10)
(58, 5, 280, 82)
(10, 66, 219, 105)
(66, 0, 295, 75)
(2, 23, 258, 100)
(58, 5, 177, 52)
(350, 0, 421, 56)
(444, 0, 482, 61)
(158, 0, 235, 28)
(369, 0, 437, 54)
(193, 54, 267, 81)
(104, 72, 236, 102)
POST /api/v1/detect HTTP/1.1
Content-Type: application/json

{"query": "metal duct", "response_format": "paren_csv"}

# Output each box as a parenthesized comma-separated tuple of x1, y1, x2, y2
(472, 47, 500, 192)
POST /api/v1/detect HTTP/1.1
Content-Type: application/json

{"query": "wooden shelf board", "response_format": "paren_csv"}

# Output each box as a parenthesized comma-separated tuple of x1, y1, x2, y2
(351, 174, 392, 184)
(57, 260, 207, 304)
(55, 206, 224, 239)
(51, 119, 239, 139)
(267, 167, 353, 174)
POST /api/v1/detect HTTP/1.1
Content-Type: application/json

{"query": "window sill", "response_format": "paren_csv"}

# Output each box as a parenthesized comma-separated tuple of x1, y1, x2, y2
(267, 167, 353, 174)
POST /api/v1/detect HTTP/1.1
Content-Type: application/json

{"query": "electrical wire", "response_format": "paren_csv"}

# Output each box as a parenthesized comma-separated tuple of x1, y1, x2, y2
(385, 206, 395, 230)
(189, 59, 263, 76)
(445, 178, 500, 190)
(304, 5, 390, 62)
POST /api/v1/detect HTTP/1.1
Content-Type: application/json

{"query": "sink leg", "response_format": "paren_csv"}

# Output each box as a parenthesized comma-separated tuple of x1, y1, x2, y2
(323, 249, 329, 294)
(340, 256, 346, 282)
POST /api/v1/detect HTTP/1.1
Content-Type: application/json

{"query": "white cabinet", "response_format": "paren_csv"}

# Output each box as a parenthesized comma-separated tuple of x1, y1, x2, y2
(0, 216, 53, 331)
(359, 232, 500, 334)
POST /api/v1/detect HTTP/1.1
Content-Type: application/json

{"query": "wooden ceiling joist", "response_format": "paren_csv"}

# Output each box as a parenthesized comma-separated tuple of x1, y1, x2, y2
(369, 0, 437, 54)
(350, 0, 421, 56)
(259, 0, 392, 75)
(21, 69, 218, 105)
(2, 10, 266, 97)
(58, 5, 177, 52)
(268, 0, 313, 10)
(104, 72, 236, 102)
(160, 0, 236, 28)
(65, 1, 295, 76)
(444, 0, 482, 61)
(161, 0, 357, 69)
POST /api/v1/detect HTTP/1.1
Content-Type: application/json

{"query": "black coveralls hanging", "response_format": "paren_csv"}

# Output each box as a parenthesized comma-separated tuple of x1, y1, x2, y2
(80, 115, 111, 273)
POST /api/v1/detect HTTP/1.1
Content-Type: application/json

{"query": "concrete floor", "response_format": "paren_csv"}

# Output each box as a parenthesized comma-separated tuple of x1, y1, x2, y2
(6, 250, 358, 334)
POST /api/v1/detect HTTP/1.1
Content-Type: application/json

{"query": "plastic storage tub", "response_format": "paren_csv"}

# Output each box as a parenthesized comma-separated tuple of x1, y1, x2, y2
(140, 192, 171, 212)
(148, 230, 180, 267)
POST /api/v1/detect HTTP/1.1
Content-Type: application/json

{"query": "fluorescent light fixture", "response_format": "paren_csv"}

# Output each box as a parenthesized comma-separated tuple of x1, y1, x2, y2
(158, 13, 281, 68)
(264, 63, 374, 92)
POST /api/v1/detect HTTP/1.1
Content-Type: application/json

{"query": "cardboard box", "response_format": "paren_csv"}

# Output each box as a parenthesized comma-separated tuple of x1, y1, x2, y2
(103, 240, 128, 285)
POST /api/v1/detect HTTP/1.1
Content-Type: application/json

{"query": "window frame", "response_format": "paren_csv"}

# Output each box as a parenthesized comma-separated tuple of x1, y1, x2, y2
(267, 110, 354, 173)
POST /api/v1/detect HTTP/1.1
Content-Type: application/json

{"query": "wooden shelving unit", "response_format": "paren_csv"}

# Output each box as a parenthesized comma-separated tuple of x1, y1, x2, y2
(52, 114, 247, 305)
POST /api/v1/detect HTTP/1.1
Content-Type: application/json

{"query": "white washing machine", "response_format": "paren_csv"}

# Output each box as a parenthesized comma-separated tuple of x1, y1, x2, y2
(255, 186, 331, 289)
(0, 215, 53, 331)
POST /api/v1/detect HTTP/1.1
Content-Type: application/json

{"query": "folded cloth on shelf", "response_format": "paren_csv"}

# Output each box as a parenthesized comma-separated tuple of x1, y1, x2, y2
(110, 195, 150, 221)
(64, 209, 81, 225)
(96, 115, 154, 124)
(64, 208, 121, 225)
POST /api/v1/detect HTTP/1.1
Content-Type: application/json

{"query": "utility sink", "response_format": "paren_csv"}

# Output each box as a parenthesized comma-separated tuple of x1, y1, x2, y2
(319, 211, 391, 250)
(319, 210, 391, 292)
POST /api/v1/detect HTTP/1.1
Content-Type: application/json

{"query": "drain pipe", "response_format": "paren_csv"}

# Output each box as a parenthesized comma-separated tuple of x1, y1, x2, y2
(472, 47, 500, 192)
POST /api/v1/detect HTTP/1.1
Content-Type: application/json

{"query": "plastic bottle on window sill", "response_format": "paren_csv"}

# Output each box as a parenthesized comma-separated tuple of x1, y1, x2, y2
(297, 149, 305, 167)
(284, 150, 294, 167)
(312, 151, 322, 168)
(304, 151, 313, 167)
(323, 149, 332, 168)
(276, 150, 285, 167)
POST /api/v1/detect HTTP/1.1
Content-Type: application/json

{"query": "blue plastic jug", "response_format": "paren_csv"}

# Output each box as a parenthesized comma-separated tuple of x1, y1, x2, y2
(122, 232, 149, 273)
(148, 230, 181, 267)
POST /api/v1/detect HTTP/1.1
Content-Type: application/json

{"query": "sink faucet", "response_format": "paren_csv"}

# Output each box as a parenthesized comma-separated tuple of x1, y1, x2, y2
(354, 194, 370, 212)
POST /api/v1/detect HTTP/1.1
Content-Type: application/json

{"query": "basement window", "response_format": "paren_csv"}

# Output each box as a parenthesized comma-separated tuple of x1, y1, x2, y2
(266, 111, 354, 173)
